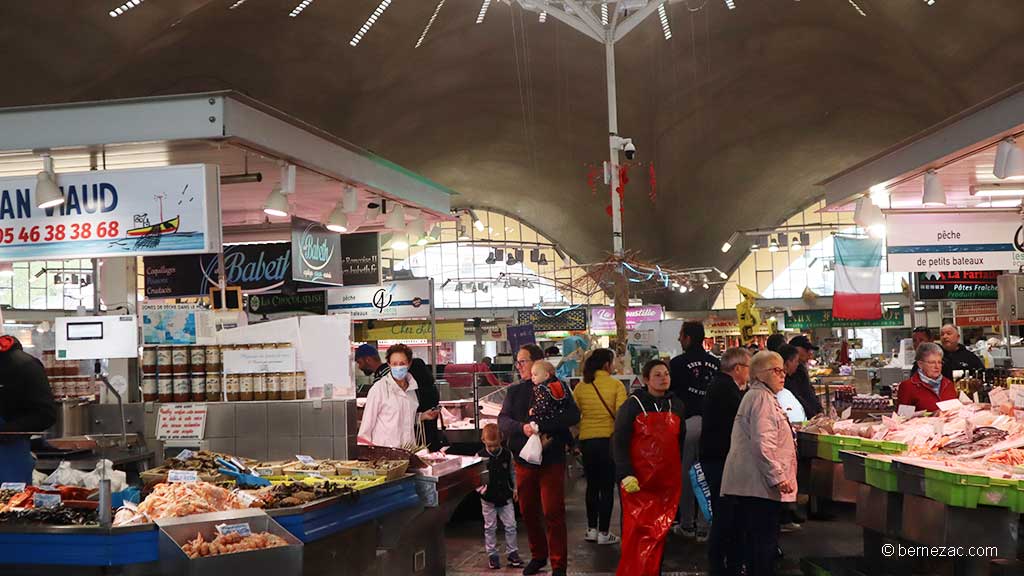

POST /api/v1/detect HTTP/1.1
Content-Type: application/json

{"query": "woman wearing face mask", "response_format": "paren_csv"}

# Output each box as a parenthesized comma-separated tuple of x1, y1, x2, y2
(357, 343, 438, 448)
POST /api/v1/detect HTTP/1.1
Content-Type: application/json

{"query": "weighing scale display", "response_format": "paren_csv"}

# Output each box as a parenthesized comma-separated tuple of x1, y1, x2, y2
(66, 322, 104, 340)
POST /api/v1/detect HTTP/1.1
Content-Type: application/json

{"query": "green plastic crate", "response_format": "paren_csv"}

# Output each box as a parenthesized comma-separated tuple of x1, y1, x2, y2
(864, 457, 899, 492)
(816, 434, 863, 462)
(923, 467, 992, 508)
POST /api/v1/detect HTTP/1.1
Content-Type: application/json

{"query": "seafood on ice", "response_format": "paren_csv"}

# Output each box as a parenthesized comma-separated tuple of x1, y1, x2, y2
(113, 482, 250, 526)
(182, 530, 288, 558)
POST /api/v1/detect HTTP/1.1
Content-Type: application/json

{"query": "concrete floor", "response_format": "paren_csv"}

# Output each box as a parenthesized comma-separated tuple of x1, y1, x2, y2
(446, 467, 863, 576)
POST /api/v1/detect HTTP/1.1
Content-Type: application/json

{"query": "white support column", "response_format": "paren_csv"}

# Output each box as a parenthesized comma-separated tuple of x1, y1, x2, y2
(98, 256, 138, 402)
(606, 38, 623, 256)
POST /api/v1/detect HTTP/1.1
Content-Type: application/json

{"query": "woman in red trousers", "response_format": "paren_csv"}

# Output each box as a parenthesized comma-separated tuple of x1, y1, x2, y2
(612, 359, 686, 576)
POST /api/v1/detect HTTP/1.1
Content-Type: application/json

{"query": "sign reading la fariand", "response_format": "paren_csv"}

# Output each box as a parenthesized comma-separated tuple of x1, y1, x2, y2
(886, 212, 1024, 272)
(0, 164, 221, 261)
(291, 217, 344, 286)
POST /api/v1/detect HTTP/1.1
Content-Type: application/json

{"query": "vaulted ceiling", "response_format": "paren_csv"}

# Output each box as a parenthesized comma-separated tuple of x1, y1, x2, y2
(3, 0, 1024, 309)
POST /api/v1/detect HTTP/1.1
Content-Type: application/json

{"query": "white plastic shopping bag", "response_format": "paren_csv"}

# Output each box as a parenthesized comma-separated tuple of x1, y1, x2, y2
(519, 433, 544, 465)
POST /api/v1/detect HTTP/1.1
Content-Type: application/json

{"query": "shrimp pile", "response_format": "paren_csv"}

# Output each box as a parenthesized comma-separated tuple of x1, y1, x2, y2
(182, 531, 288, 558)
(114, 482, 248, 526)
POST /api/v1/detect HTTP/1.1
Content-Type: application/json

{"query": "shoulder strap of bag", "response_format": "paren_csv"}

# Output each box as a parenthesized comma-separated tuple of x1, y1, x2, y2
(591, 381, 617, 419)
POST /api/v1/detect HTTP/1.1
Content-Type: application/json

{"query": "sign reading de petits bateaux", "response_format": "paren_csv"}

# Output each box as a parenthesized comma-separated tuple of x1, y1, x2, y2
(248, 291, 327, 316)
(291, 217, 344, 286)
(144, 243, 292, 298)
(916, 271, 1000, 301)
(340, 232, 381, 286)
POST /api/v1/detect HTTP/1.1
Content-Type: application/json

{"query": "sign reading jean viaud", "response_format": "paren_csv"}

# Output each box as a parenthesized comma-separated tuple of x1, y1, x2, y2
(144, 243, 292, 298)
(886, 212, 1024, 272)
(291, 217, 344, 286)
(0, 164, 221, 262)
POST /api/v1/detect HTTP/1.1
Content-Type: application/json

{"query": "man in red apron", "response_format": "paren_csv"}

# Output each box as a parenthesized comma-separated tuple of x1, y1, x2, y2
(613, 359, 685, 576)
(0, 336, 56, 483)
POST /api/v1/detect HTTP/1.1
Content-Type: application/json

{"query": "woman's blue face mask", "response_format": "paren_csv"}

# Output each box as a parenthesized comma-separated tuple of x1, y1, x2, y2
(391, 365, 409, 380)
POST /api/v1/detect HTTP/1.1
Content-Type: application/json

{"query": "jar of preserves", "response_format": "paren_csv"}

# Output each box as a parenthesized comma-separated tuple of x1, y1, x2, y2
(252, 373, 266, 401)
(266, 373, 281, 401)
(173, 375, 191, 403)
(239, 374, 254, 401)
(190, 373, 206, 402)
(224, 373, 240, 402)
(279, 372, 296, 400)
(142, 374, 158, 402)
(189, 346, 206, 373)
(171, 346, 189, 375)
(142, 347, 158, 374)
(206, 373, 222, 402)
(156, 346, 173, 375)
(50, 377, 65, 399)
(206, 345, 222, 373)
(295, 372, 307, 400)
(158, 374, 173, 403)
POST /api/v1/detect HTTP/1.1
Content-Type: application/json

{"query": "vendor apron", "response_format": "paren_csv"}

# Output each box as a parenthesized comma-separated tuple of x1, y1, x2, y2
(617, 397, 683, 576)
(0, 416, 34, 484)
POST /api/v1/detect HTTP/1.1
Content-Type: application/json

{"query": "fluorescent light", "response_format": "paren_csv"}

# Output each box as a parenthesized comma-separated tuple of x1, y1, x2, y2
(109, 0, 146, 18)
(847, 0, 867, 16)
(539, 11, 546, 23)
(658, 4, 672, 40)
(415, 0, 446, 48)
(721, 231, 740, 253)
(975, 199, 1022, 208)
(972, 185, 1024, 197)
(476, 0, 491, 24)
(601, 3, 609, 26)
(922, 170, 946, 206)
(350, 0, 393, 47)
(325, 203, 349, 233)
(289, 0, 316, 17)
(263, 184, 289, 217)
(914, 306, 925, 312)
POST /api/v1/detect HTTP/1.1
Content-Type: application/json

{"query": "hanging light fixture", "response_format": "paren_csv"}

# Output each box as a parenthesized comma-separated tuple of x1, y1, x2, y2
(407, 218, 426, 246)
(457, 224, 470, 241)
(721, 231, 740, 253)
(768, 238, 780, 253)
(391, 234, 410, 251)
(791, 235, 803, 251)
(994, 138, 1024, 179)
(325, 203, 349, 233)
(506, 251, 517, 266)
(35, 154, 64, 210)
(263, 184, 289, 217)
(385, 203, 406, 230)
(922, 170, 946, 206)
(854, 197, 886, 237)
(485, 251, 496, 265)
(468, 208, 485, 231)
(537, 252, 549, 266)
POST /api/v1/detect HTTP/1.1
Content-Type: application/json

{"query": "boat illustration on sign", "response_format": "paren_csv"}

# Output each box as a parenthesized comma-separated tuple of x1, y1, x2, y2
(127, 216, 180, 237)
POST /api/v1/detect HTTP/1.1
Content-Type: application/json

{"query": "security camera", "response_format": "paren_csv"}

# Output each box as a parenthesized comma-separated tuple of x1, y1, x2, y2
(623, 141, 637, 160)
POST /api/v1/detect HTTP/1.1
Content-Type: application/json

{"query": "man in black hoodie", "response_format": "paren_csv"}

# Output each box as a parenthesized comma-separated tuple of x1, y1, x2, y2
(939, 324, 983, 379)
(668, 321, 719, 540)
(786, 335, 822, 419)
(0, 335, 56, 483)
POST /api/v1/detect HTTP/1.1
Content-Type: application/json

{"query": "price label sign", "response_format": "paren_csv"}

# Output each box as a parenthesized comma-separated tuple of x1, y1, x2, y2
(989, 387, 1010, 407)
(176, 449, 195, 461)
(897, 405, 917, 418)
(156, 404, 209, 441)
(215, 522, 252, 537)
(936, 399, 964, 412)
(0, 482, 26, 491)
(168, 470, 199, 483)
(295, 455, 316, 465)
(233, 491, 259, 507)
(33, 493, 62, 509)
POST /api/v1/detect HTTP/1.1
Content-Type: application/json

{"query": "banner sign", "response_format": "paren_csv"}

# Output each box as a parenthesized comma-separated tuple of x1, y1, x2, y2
(327, 279, 432, 320)
(954, 301, 1024, 327)
(916, 271, 999, 300)
(248, 290, 327, 316)
(291, 217, 344, 286)
(886, 212, 1024, 272)
(515, 308, 588, 332)
(704, 318, 774, 338)
(144, 243, 291, 298)
(355, 320, 465, 342)
(589, 305, 664, 332)
(156, 403, 208, 441)
(783, 308, 904, 329)
(507, 324, 537, 351)
(0, 164, 221, 262)
(340, 232, 381, 286)
(222, 346, 297, 375)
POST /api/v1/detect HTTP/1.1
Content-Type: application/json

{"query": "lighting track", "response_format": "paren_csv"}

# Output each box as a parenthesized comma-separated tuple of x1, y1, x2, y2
(415, 0, 447, 48)
(350, 0, 394, 47)
(109, 0, 145, 18)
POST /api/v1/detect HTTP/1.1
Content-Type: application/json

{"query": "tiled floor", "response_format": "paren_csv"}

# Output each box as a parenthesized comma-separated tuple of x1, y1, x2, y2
(446, 468, 863, 575)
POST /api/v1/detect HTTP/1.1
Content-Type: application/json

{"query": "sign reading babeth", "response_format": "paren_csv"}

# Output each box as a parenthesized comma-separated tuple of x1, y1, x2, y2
(0, 164, 221, 262)
(917, 271, 999, 301)
(144, 243, 291, 298)
(291, 217, 344, 286)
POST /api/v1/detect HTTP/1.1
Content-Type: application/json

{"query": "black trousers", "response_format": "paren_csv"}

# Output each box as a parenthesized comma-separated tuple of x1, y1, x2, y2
(704, 460, 743, 576)
(735, 496, 782, 576)
(580, 437, 616, 533)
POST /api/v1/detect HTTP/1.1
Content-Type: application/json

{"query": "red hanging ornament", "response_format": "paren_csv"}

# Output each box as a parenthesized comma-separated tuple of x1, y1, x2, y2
(586, 165, 601, 197)
(616, 165, 629, 211)
(648, 163, 657, 203)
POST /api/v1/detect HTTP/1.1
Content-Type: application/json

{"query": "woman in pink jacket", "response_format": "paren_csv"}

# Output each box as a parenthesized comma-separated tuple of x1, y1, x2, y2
(720, 351, 797, 576)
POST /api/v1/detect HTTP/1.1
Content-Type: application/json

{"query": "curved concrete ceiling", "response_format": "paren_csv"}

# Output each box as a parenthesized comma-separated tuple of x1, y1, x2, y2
(3, 0, 1024, 309)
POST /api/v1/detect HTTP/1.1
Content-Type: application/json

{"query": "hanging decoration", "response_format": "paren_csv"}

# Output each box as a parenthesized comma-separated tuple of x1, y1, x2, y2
(586, 164, 602, 197)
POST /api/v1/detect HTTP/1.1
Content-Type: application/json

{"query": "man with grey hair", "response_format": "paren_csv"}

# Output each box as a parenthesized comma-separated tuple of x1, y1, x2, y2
(897, 342, 957, 412)
(938, 324, 983, 379)
(702, 347, 752, 576)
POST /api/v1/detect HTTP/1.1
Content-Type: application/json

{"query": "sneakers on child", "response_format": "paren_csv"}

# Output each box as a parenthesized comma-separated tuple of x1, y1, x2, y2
(507, 551, 524, 568)
(597, 532, 620, 545)
(488, 554, 501, 570)
(584, 528, 598, 542)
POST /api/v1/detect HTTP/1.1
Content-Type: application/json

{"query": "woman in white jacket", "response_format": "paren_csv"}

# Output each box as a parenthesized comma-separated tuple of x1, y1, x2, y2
(357, 343, 438, 448)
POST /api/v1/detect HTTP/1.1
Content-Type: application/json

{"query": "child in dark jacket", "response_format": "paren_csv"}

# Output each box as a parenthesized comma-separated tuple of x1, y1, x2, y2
(477, 423, 523, 570)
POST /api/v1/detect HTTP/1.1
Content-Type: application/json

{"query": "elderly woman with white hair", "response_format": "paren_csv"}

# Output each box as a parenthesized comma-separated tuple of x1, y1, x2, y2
(720, 350, 797, 576)
(896, 341, 957, 412)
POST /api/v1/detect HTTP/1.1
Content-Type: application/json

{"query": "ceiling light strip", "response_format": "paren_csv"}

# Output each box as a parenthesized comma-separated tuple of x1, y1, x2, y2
(539, 11, 547, 23)
(415, 0, 447, 48)
(847, 0, 867, 16)
(289, 0, 315, 18)
(350, 0, 394, 47)
(658, 4, 672, 40)
(601, 3, 609, 26)
(109, 0, 145, 18)
(923, 0, 935, 5)
(476, 0, 492, 24)
(724, 0, 736, 9)
(228, 0, 249, 9)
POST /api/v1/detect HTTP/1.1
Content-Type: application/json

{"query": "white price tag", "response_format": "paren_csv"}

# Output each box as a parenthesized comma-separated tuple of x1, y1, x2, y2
(305, 471, 325, 479)
(959, 392, 972, 404)
(33, 493, 61, 509)
(897, 405, 916, 418)
(233, 490, 259, 507)
(176, 449, 195, 461)
(215, 522, 252, 537)
(295, 455, 316, 465)
(0, 482, 26, 491)
(168, 470, 199, 483)
(351, 468, 376, 478)
(936, 399, 963, 412)
(841, 407, 852, 420)
(989, 388, 1009, 407)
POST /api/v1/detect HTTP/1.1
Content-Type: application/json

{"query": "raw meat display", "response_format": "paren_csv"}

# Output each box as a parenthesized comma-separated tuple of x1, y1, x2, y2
(182, 530, 288, 558)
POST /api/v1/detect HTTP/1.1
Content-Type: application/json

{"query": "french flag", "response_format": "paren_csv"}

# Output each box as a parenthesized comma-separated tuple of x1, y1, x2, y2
(832, 236, 882, 320)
